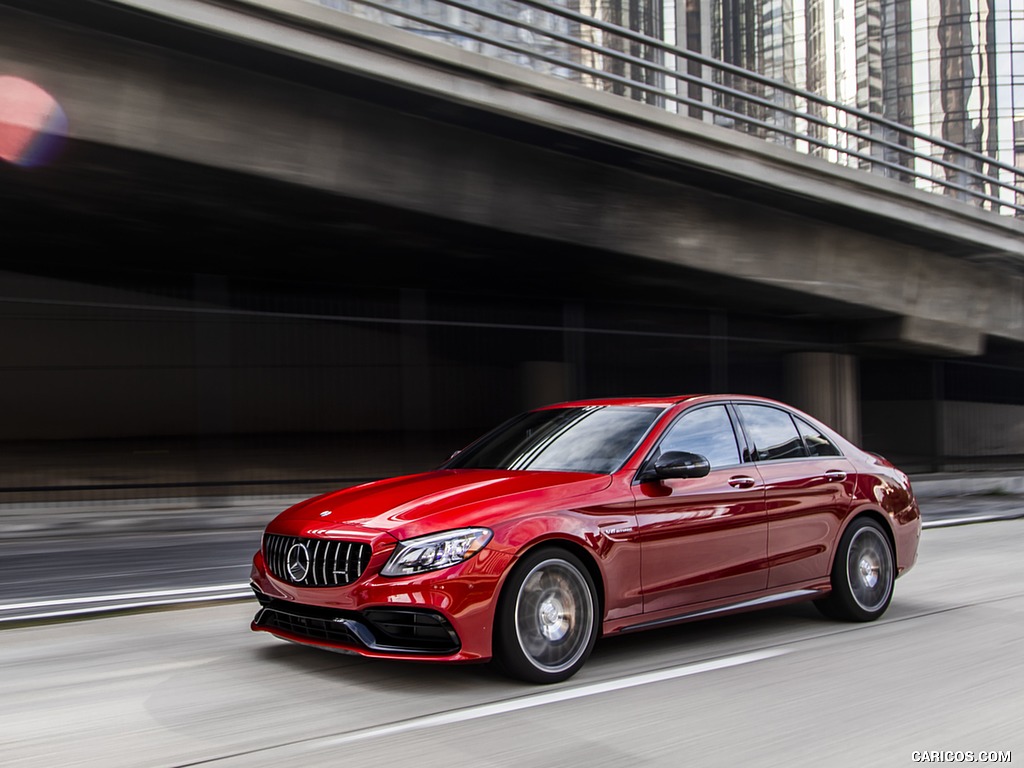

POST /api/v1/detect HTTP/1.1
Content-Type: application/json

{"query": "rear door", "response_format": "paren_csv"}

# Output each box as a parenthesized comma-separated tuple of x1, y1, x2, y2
(733, 403, 856, 589)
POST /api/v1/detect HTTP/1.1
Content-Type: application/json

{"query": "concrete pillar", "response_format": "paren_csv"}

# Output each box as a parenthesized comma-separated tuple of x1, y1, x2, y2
(784, 352, 861, 444)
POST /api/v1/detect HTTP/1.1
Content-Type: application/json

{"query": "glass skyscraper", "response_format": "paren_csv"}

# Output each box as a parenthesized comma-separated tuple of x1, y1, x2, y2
(674, 0, 1023, 200)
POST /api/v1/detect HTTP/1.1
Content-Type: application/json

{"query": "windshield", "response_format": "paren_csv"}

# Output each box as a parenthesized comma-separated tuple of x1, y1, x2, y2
(445, 406, 663, 474)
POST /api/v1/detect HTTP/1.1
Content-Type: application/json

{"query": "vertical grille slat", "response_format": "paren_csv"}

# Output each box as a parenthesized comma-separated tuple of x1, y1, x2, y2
(310, 539, 322, 586)
(332, 541, 342, 586)
(277, 535, 286, 578)
(264, 534, 370, 588)
(319, 539, 329, 586)
(269, 535, 279, 578)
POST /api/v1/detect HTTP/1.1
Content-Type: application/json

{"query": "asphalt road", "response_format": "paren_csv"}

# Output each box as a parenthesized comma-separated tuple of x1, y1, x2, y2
(1, 520, 1021, 767)
(0, 496, 295, 619)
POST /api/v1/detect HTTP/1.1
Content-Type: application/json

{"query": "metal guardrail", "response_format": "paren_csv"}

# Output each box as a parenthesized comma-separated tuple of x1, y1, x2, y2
(311, 0, 1024, 216)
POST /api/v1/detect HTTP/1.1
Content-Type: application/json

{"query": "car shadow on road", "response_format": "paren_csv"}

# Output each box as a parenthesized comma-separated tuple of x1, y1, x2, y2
(247, 600, 837, 692)
(251, 640, 513, 690)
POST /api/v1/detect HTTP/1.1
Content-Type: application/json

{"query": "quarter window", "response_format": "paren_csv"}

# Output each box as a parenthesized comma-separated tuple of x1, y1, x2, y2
(736, 405, 808, 462)
(795, 418, 842, 457)
(657, 405, 741, 469)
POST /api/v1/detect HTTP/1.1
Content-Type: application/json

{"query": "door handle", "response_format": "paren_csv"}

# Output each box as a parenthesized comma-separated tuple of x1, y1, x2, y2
(728, 476, 757, 489)
(824, 470, 847, 482)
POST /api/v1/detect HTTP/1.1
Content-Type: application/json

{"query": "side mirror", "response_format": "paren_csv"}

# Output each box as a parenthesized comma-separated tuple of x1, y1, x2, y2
(639, 451, 711, 483)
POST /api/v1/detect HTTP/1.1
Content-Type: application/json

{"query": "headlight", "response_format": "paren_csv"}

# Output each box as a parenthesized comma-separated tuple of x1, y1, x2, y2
(381, 528, 493, 577)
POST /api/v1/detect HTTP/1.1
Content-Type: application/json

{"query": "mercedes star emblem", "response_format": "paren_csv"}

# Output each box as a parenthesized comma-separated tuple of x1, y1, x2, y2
(286, 542, 311, 582)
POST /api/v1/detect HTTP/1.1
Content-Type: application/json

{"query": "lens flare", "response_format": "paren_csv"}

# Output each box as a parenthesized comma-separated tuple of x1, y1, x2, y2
(0, 76, 68, 167)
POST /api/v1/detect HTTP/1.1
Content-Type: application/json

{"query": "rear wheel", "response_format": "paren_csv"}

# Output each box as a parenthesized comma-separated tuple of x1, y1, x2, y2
(494, 548, 598, 684)
(816, 517, 894, 622)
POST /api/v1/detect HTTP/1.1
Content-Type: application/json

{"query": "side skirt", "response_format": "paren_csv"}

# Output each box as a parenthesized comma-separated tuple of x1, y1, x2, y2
(613, 588, 825, 634)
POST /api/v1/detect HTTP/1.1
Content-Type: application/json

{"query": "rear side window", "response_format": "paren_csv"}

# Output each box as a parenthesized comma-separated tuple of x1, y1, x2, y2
(736, 405, 808, 462)
(795, 418, 842, 457)
(658, 405, 741, 469)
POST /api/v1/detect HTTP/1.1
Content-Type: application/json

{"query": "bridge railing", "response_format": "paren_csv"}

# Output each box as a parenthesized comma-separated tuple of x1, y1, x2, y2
(311, 0, 1024, 217)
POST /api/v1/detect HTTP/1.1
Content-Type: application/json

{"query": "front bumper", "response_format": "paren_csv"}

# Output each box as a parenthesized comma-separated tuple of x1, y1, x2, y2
(251, 590, 461, 656)
(249, 545, 513, 662)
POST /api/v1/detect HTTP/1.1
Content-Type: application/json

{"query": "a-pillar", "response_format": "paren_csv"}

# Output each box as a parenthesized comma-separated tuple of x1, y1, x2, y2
(784, 352, 861, 444)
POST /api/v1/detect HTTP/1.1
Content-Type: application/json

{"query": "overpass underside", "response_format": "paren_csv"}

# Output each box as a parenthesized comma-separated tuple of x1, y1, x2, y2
(1, 0, 1023, 497)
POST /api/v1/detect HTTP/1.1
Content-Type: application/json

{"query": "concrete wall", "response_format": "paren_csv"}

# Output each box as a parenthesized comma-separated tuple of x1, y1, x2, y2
(0, 271, 523, 440)
(942, 402, 1024, 459)
(0, 268, 798, 443)
(862, 400, 1024, 469)
(861, 401, 937, 465)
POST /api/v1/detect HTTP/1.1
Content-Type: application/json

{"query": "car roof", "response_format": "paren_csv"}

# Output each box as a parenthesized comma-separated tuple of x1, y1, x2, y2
(536, 394, 784, 410)
(537, 395, 700, 409)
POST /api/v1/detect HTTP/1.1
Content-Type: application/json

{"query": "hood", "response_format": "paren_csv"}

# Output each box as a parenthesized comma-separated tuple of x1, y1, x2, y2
(271, 469, 612, 540)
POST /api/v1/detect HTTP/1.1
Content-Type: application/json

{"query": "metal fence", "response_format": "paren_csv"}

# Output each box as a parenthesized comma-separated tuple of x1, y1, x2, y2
(312, 0, 1024, 217)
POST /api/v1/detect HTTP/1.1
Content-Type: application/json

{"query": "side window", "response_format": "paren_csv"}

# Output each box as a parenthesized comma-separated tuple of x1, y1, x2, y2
(736, 405, 808, 462)
(795, 418, 842, 457)
(658, 405, 741, 469)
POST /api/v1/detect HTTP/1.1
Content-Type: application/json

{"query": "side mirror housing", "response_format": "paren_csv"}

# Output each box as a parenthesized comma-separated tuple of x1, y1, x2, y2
(639, 451, 711, 483)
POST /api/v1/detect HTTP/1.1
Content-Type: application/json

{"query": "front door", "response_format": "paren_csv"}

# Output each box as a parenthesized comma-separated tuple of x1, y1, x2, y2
(633, 404, 768, 614)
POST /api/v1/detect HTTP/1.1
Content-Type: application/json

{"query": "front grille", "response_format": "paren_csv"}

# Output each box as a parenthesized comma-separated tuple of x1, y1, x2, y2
(264, 534, 370, 587)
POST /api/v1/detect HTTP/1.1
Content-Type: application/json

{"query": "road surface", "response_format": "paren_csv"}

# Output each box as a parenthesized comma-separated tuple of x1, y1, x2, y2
(1, 519, 1021, 767)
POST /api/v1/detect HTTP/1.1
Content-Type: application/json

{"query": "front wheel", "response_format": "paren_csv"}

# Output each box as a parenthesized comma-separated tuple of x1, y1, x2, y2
(494, 548, 599, 684)
(816, 517, 895, 622)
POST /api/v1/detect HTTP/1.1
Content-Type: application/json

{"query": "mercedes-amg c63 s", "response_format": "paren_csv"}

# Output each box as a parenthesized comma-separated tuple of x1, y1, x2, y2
(250, 395, 920, 683)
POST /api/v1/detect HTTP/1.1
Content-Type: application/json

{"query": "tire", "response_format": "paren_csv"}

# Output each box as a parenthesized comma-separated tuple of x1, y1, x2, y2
(816, 517, 895, 622)
(494, 548, 599, 684)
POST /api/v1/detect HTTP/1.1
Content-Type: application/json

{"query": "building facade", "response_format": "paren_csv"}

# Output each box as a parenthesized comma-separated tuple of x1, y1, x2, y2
(673, 0, 1023, 202)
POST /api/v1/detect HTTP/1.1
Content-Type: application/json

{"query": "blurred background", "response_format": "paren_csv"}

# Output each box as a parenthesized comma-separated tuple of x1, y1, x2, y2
(1, 0, 1023, 504)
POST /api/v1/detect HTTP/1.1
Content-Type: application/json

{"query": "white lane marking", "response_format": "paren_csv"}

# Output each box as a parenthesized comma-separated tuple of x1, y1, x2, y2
(923, 515, 1013, 529)
(0, 592, 254, 623)
(0, 583, 250, 612)
(283, 649, 786, 753)
(0, 584, 252, 622)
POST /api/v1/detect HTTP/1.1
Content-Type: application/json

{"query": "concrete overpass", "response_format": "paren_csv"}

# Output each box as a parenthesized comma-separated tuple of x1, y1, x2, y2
(1, 0, 1023, 480)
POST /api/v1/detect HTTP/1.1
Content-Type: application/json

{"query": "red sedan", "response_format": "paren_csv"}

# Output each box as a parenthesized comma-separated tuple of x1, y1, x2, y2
(250, 395, 920, 683)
